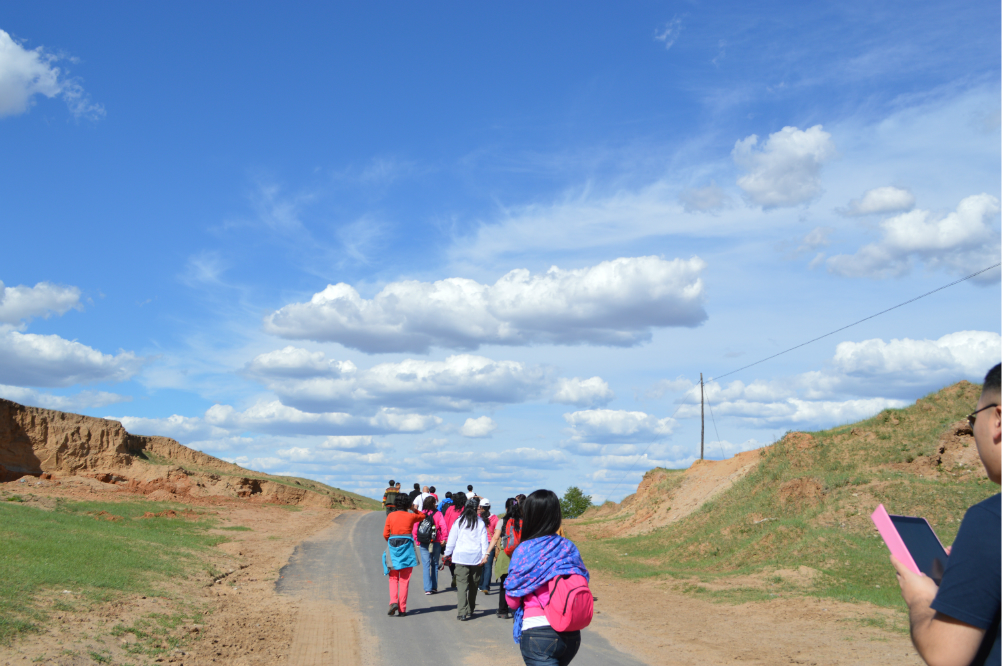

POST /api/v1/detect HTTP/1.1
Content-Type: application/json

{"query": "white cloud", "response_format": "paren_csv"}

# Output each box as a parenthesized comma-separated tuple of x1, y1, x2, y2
(654, 18, 683, 50)
(733, 125, 836, 208)
(0, 280, 81, 326)
(409, 447, 570, 471)
(448, 182, 710, 263)
(588, 453, 683, 471)
(114, 402, 440, 443)
(564, 408, 675, 444)
(263, 256, 708, 353)
(827, 193, 1001, 279)
(246, 346, 357, 378)
(551, 376, 614, 407)
(318, 435, 380, 452)
(678, 182, 733, 213)
(684, 395, 905, 427)
(840, 186, 915, 216)
(204, 401, 441, 436)
(245, 350, 551, 412)
(833, 331, 1001, 382)
(114, 414, 231, 441)
(0, 29, 103, 119)
(712, 438, 767, 455)
(676, 330, 999, 429)
(459, 416, 497, 438)
(0, 330, 144, 387)
(645, 376, 695, 399)
(0, 385, 130, 411)
(274, 445, 390, 466)
(798, 226, 833, 253)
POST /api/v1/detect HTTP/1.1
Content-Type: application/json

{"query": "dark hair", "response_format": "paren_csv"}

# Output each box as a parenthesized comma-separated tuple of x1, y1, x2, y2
(452, 492, 467, 510)
(516, 494, 526, 503)
(394, 493, 411, 510)
(520, 489, 561, 542)
(388, 479, 395, 486)
(445, 491, 452, 499)
(984, 363, 1001, 399)
(414, 483, 421, 491)
(503, 497, 522, 533)
(429, 486, 436, 493)
(422, 496, 437, 511)
(458, 497, 481, 530)
(467, 484, 474, 492)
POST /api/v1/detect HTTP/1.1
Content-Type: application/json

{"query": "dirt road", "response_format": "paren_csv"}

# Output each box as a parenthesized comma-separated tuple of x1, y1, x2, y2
(277, 511, 644, 666)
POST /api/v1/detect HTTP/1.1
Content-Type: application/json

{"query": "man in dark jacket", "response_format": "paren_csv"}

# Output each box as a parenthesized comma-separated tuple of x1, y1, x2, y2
(893, 363, 1000, 666)
(382, 480, 398, 515)
(407, 482, 422, 506)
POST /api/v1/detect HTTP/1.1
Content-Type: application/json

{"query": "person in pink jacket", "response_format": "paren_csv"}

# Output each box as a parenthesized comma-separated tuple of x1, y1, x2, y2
(442, 492, 467, 588)
(413, 496, 448, 594)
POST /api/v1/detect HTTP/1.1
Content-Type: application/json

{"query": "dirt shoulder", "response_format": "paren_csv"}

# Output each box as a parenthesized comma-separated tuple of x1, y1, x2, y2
(0, 478, 351, 666)
(584, 570, 920, 666)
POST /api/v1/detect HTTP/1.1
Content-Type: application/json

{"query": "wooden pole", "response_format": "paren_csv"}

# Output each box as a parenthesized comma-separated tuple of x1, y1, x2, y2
(700, 373, 704, 461)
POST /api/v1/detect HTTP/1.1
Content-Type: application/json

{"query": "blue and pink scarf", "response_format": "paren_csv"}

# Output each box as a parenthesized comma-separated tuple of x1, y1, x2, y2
(504, 534, 589, 643)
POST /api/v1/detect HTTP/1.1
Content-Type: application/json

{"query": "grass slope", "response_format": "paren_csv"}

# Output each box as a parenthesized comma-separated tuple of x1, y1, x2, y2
(0, 497, 223, 646)
(577, 381, 997, 612)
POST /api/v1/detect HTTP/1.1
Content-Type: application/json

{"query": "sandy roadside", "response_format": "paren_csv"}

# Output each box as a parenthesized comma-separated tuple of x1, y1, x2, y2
(585, 570, 921, 666)
(0, 478, 346, 666)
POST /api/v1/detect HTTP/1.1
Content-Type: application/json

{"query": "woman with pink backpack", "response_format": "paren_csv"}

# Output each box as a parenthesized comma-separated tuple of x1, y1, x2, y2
(504, 489, 593, 666)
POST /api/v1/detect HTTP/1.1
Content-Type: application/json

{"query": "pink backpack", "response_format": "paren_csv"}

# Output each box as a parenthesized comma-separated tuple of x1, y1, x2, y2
(544, 574, 594, 632)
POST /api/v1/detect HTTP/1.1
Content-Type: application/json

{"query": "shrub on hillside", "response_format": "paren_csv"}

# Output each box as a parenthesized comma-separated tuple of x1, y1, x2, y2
(560, 486, 593, 519)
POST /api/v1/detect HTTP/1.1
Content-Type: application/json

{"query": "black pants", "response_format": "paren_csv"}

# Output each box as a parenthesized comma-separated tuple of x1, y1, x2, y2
(520, 627, 581, 666)
(498, 573, 509, 614)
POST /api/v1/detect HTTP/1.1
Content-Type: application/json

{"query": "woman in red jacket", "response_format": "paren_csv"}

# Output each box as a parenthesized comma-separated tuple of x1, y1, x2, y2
(383, 494, 423, 616)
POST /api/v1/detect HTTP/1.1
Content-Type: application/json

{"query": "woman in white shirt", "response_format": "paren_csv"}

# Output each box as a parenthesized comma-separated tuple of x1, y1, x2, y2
(443, 497, 489, 621)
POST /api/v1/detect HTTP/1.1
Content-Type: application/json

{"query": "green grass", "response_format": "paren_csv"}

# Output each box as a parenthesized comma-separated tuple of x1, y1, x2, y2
(218, 525, 253, 531)
(111, 610, 205, 658)
(0, 498, 226, 646)
(577, 381, 998, 612)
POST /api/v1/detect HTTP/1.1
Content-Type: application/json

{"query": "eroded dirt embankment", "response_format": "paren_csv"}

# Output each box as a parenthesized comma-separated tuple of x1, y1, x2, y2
(0, 398, 367, 510)
(579, 447, 764, 538)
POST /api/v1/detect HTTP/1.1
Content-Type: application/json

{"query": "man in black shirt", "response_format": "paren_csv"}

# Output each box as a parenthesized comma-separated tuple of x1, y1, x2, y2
(407, 482, 422, 505)
(893, 363, 1001, 666)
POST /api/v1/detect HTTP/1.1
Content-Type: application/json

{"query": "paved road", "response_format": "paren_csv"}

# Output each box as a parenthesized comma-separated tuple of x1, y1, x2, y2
(277, 511, 645, 666)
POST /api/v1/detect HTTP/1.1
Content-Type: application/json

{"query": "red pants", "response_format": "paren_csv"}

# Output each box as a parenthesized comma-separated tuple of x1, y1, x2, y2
(389, 567, 413, 612)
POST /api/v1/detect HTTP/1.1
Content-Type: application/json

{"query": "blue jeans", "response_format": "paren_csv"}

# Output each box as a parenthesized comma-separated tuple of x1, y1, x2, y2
(419, 542, 440, 592)
(479, 549, 495, 591)
(519, 627, 581, 666)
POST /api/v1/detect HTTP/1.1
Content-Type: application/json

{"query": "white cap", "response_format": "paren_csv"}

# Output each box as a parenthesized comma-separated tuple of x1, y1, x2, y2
(479, 497, 490, 507)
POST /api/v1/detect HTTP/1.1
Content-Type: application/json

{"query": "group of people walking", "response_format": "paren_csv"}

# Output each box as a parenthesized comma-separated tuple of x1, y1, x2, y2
(381, 480, 593, 666)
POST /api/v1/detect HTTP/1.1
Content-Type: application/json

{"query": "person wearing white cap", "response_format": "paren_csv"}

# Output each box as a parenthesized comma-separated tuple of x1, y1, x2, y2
(478, 498, 499, 594)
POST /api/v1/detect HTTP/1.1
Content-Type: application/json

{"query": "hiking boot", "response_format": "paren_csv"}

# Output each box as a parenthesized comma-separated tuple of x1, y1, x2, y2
(387, 603, 399, 616)
(398, 610, 407, 617)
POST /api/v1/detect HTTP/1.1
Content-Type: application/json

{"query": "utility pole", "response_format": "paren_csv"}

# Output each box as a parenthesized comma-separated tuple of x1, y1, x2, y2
(700, 373, 704, 461)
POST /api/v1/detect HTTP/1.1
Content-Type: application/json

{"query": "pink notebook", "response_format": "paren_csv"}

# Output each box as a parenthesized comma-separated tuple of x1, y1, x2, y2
(870, 503, 920, 575)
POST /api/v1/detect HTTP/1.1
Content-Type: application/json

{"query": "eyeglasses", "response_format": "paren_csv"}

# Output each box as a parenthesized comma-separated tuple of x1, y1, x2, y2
(967, 403, 999, 428)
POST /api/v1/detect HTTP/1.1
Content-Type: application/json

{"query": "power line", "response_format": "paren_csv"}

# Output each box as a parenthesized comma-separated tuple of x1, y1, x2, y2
(709, 262, 1000, 383)
(601, 261, 1000, 502)
(705, 395, 725, 460)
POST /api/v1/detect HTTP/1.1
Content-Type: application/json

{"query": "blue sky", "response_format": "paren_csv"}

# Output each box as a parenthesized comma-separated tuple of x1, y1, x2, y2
(1, 1, 999, 502)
